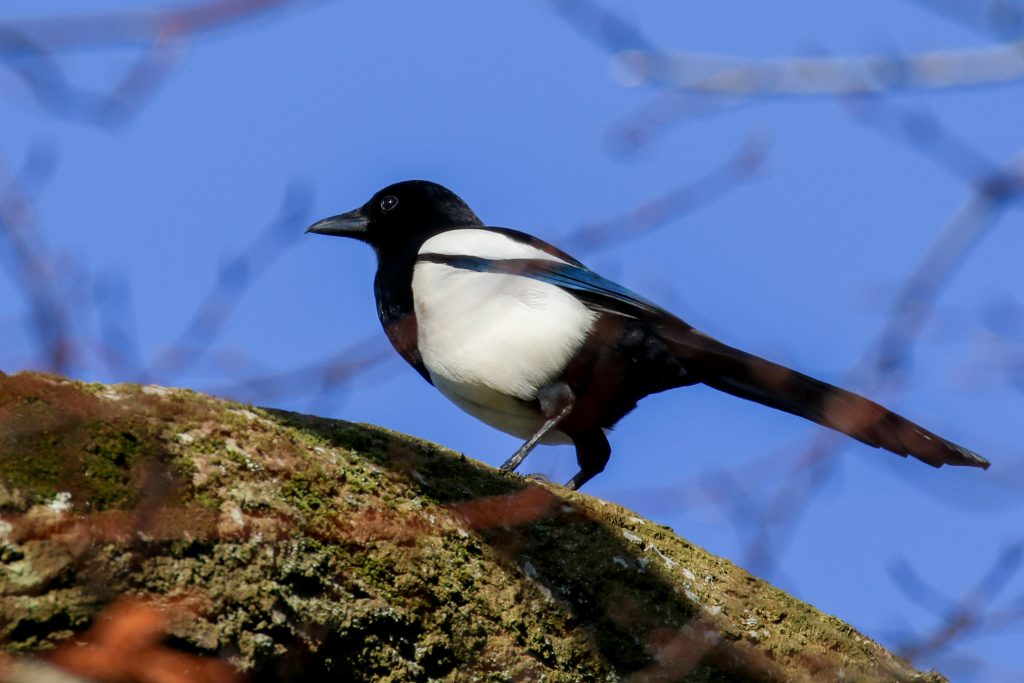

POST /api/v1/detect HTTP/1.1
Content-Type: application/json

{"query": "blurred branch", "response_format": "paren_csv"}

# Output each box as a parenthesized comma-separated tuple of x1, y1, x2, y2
(975, 295, 1024, 394)
(1, 0, 312, 50)
(908, 0, 1024, 39)
(874, 187, 1012, 375)
(847, 101, 1024, 376)
(744, 144, 1023, 572)
(45, 598, 241, 683)
(147, 182, 313, 381)
(555, 0, 1024, 159)
(1, 0, 313, 126)
(892, 541, 1024, 662)
(0, 149, 74, 373)
(981, 295, 1024, 342)
(563, 134, 767, 254)
(845, 97, 1005, 184)
(211, 332, 394, 403)
(611, 43, 1024, 94)
(550, 0, 659, 58)
(0, 27, 181, 127)
(562, 0, 1024, 96)
(606, 91, 750, 158)
(631, 132, 1024, 577)
(92, 272, 144, 378)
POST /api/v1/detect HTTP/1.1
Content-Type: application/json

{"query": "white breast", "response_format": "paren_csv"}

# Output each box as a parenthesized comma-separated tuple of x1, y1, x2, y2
(412, 229, 596, 442)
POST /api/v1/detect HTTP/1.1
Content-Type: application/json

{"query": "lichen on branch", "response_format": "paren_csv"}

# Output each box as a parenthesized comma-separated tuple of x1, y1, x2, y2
(0, 372, 944, 682)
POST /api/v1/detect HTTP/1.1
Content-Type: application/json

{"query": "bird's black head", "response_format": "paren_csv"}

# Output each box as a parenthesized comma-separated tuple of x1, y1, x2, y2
(306, 180, 482, 253)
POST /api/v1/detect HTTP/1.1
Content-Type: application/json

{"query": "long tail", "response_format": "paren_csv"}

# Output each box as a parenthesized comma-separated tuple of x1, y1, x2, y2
(662, 327, 990, 469)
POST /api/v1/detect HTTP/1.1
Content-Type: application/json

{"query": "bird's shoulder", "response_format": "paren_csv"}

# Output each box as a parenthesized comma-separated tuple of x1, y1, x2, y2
(418, 226, 585, 267)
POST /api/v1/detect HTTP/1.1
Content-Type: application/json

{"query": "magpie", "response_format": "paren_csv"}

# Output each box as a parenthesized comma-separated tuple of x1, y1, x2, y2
(307, 180, 990, 490)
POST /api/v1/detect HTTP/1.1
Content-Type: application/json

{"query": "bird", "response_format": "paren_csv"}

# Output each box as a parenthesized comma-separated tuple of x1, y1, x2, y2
(306, 180, 990, 490)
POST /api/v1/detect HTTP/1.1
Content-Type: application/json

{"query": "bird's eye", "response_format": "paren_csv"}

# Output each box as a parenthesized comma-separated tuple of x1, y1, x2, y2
(380, 195, 399, 212)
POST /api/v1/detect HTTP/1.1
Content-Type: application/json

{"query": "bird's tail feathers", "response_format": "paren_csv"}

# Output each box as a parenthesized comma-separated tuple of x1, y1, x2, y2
(661, 327, 990, 470)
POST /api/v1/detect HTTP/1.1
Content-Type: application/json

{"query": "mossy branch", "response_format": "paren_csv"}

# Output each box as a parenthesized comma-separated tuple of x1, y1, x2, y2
(0, 372, 944, 682)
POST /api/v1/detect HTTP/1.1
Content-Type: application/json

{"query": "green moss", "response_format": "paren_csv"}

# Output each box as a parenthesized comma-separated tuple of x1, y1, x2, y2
(81, 422, 144, 509)
(0, 373, 948, 682)
(0, 433, 64, 503)
(357, 554, 397, 593)
(190, 436, 225, 455)
(191, 490, 223, 510)
(280, 468, 341, 518)
(329, 426, 375, 454)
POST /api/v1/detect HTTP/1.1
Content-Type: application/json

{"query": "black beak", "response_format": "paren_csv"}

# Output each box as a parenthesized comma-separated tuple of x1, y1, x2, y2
(305, 207, 370, 239)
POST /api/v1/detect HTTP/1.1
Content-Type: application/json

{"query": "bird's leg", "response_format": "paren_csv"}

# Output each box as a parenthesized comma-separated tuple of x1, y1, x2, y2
(565, 430, 611, 491)
(498, 419, 564, 473)
(499, 383, 575, 474)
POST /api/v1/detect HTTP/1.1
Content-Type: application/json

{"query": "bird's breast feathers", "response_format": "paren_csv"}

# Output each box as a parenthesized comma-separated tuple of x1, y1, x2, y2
(411, 229, 597, 409)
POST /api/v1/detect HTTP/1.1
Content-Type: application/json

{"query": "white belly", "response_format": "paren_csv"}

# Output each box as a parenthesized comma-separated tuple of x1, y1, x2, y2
(411, 235, 596, 441)
(431, 374, 573, 444)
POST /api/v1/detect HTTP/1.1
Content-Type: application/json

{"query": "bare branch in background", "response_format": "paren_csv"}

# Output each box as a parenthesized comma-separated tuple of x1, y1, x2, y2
(563, 134, 767, 254)
(550, 0, 659, 57)
(975, 295, 1024, 394)
(0, 27, 181, 127)
(611, 43, 1024, 95)
(725, 135, 1024, 577)
(212, 332, 395, 404)
(92, 272, 144, 378)
(981, 295, 1024, 342)
(147, 182, 313, 382)
(844, 96, 1006, 184)
(891, 541, 1024, 662)
(908, 0, 1024, 39)
(0, 149, 74, 374)
(0, 0, 312, 126)
(556, 0, 1024, 157)
(848, 102, 1024, 378)
(606, 91, 751, 158)
(2, 0, 312, 49)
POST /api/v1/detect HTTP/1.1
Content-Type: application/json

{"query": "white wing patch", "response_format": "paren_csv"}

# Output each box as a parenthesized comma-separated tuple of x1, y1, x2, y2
(419, 229, 569, 263)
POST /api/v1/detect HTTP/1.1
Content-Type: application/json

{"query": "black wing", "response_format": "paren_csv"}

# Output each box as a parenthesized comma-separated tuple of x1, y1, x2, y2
(418, 252, 990, 470)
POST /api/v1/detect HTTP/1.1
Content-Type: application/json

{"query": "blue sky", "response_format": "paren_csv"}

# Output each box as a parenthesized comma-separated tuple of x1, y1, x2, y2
(3, 1, 1023, 679)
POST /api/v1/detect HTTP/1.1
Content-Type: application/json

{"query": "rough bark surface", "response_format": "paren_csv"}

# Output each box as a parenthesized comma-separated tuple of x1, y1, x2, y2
(0, 371, 944, 682)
